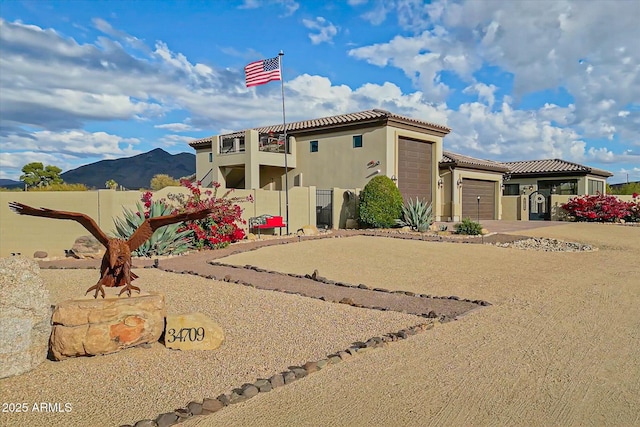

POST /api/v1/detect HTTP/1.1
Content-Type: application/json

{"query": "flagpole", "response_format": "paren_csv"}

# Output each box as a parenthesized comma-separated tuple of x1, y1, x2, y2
(279, 50, 289, 235)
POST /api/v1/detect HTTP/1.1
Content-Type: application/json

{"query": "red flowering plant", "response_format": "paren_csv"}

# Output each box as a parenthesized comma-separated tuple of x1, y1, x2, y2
(624, 193, 640, 222)
(561, 193, 633, 223)
(141, 179, 252, 250)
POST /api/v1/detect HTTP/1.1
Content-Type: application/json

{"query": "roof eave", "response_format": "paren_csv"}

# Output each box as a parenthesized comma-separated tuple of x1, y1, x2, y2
(387, 116, 451, 136)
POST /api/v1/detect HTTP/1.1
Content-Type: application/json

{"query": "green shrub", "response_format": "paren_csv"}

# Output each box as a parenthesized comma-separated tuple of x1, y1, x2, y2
(111, 200, 194, 257)
(150, 174, 181, 191)
(454, 217, 483, 235)
(396, 198, 433, 232)
(28, 183, 88, 191)
(607, 182, 640, 195)
(358, 175, 403, 228)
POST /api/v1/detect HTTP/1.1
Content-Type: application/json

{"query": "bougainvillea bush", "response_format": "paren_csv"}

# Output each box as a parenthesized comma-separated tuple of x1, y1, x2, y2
(561, 193, 639, 223)
(141, 179, 252, 250)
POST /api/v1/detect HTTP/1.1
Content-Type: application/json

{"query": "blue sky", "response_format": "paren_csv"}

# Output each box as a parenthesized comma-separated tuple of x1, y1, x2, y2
(1, 0, 639, 184)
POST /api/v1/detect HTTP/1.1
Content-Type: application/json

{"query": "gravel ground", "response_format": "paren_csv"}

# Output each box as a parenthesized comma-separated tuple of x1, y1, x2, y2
(184, 223, 640, 427)
(0, 269, 423, 427)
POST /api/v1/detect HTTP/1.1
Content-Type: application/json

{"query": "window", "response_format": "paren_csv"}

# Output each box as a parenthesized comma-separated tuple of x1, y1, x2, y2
(208, 153, 213, 162)
(538, 180, 577, 195)
(310, 140, 318, 152)
(353, 135, 363, 148)
(588, 179, 604, 195)
(503, 183, 519, 195)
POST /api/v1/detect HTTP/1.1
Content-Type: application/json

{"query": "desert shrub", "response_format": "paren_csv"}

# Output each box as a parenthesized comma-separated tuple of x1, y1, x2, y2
(561, 193, 635, 222)
(396, 198, 433, 232)
(454, 217, 483, 235)
(150, 174, 181, 191)
(112, 200, 194, 257)
(28, 183, 88, 191)
(0, 187, 24, 192)
(607, 182, 640, 195)
(358, 175, 404, 228)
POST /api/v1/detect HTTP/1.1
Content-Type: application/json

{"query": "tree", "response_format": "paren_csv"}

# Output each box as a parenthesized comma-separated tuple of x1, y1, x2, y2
(20, 162, 63, 189)
(150, 174, 181, 191)
(105, 179, 118, 190)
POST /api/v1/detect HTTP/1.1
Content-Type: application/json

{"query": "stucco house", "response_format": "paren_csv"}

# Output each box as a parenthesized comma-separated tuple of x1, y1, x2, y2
(188, 109, 612, 224)
(190, 109, 454, 221)
(501, 159, 613, 220)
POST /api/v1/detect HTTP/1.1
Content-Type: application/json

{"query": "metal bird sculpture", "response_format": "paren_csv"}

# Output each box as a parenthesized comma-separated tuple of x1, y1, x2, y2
(9, 201, 213, 298)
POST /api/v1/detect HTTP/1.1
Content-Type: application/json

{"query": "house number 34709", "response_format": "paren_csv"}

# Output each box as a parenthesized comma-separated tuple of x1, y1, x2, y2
(166, 327, 205, 342)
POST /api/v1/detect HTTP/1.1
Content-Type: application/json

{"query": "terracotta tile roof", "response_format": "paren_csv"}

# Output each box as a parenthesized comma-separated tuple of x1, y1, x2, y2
(441, 151, 510, 172)
(189, 109, 450, 147)
(503, 159, 613, 177)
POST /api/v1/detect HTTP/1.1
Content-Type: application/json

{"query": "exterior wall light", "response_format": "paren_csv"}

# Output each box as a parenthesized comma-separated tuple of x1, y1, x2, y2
(437, 178, 444, 188)
(457, 177, 463, 188)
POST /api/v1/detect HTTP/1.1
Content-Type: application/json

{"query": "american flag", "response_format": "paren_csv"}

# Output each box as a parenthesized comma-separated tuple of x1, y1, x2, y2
(244, 56, 281, 87)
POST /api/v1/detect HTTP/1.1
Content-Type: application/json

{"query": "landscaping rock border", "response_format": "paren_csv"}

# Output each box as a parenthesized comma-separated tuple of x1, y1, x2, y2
(489, 237, 597, 252)
(121, 321, 437, 427)
(207, 260, 493, 312)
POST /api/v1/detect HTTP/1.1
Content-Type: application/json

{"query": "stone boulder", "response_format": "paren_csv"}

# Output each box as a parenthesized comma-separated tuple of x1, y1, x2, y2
(0, 257, 52, 379)
(164, 313, 224, 351)
(297, 225, 319, 236)
(49, 290, 166, 360)
(345, 219, 359, 229)
(71, 235, 104, 259)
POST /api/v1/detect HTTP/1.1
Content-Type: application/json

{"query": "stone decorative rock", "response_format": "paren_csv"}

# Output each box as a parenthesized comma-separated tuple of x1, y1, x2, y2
(269, 373, 285, 388)
(0, 257, 51, 379)
(71, 235, 105, 259)
(164, 313, 224, 351)
(201, 398, 224, 414)
(345, 219, 358, 229)
(33, 251, 48, 259)
(49, 290, 165, 360)
(296, 225, 319, 236)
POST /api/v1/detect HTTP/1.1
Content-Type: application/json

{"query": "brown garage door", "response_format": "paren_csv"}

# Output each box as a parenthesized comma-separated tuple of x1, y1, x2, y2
(462, 179, 495, 220)
(397, 137, 432, 203)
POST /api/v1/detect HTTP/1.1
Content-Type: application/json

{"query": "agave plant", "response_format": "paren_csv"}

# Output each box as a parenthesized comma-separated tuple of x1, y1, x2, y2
(111, 200, 195, 257)
(396, 198, 433, 232)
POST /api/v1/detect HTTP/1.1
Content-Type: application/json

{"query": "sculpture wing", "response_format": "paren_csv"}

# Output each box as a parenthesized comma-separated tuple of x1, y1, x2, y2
(127, 208, 213, 251)
(8, 201, 110, 247)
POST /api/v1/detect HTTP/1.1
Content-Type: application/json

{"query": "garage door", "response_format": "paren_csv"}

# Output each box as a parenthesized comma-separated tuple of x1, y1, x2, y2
(397, 137, 432, 203)
(462, 179, 496, 220)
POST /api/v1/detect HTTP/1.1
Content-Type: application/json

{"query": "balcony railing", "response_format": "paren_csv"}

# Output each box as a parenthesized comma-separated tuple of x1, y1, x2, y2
(219, 137, 245, 154)
(218, 134, 291, 155)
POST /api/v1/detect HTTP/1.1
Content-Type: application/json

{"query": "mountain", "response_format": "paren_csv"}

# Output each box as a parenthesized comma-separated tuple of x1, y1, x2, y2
(0, 179, 23, 189)
(60, 148, 195, 189)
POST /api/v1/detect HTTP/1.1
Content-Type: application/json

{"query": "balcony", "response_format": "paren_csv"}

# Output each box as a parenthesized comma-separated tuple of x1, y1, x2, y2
(219, 133, 289, 155)
(214, 129, 296, 172)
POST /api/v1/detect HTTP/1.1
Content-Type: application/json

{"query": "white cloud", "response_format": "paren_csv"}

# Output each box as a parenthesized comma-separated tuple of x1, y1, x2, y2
(302, 17, 338, 45)
(348, 0, 368, 5)
(238, 0, 299, 15)
(0, 151, 89, 180)
(348, 0, 640, 161)
(154, 123, 197, 132)
(361, 0, 396, 25)
(1, 129, 140, 156)
(157, 134, 197, 147)
(463, 83, 497, 108)
(1, 7, 638, 185)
